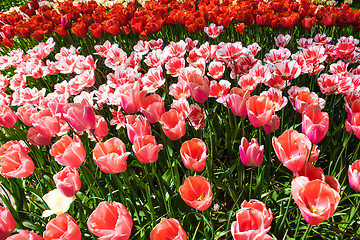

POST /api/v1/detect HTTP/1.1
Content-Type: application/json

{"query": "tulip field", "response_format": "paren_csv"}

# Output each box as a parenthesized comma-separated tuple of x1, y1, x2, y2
(1, 0, 360, 239)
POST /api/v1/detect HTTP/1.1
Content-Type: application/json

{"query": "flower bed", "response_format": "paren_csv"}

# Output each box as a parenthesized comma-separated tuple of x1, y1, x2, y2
(0, 0, 360, 239)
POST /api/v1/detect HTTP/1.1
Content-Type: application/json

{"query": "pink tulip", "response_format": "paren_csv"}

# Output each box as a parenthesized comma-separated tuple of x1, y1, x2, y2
(246, 95, 274, 128)
(43, 213, 81, 240)
(291, 177, 340, 225)
(180, 138, 208, 172)
(228, 88, 250, 117)
(187, 74, 210, 104)
(16, 105, 38, 126)
(231, 200, 273, 240)
(0, 105, 17, 128)
(239, 137, 264, 167)
(93, 137, 131, 174)
(0, 206, 17, 240)
(159, 109, 186, 141)
(63, 100, 96, 132)
(349, 159, 360, 192)
(50, 135, 86, 168)
(53, 167, 81, 197)
(115, 81, 147, 114)
(27, 127, 52, 146)
(87, 201, 133, 239)
(0, 151, 34, 178)
(89, 115, 108, 142)
(7, 230, 43, 240)
(140, 94, 165, 123)
(30, 109, 61, 138)
(263, 114, 280, 134)
(132, 135, 163, 164)
(126, 114, 151, 143)
(302, 107, 329, 144)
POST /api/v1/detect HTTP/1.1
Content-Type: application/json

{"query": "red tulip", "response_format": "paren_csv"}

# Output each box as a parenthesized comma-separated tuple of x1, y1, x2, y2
(103, 19, 121, 36)
(31, 29, 44, 41)
(159, 109, 186, 141)
(93, 137, 131, 174)
(53, 167, 81, 197)
(349, 159, 360, 192)
(291, 177, 340, 225)
(180, 138, 208, 172)
(71, 21, 87, 38)
(50, 135, 86, 168)
(0, 206, 17, 240)
(150, 218, 187, 240)
(302, 107, 329, 144)
(89, 22, 103, 39)
(7, 230, 43, 240)
(132, 135, 163, 164)
(246, 95, 274, 128)
(179, 175, 212, 211)
(43, 213, 81, 240)
(87, 201, 133, 239)
(272, 130, 311, 172)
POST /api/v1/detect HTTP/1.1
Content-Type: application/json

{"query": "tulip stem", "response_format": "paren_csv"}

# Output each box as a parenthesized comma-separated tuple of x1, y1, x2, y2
(89, 129, 99, 143)
(249, 167, 253, 199)
(343, 196, 360, 233)
(302, 224, 312, 240)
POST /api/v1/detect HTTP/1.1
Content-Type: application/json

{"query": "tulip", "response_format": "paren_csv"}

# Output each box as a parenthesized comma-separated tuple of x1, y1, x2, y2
(87, 201, 133, 239)
(294, 162, 325, 181)
(27, 127, 52, 146)
(159, 109, 186, 141)
(187, 74, 210, 104)
(63, 100, 96, 132)
(126, 114, 151, 143)
(115, 82, 146, 114)
(228, 88, 250, 117)
(30, 109, 60, 138)
(89, 23, 103, 39)
(302, 107, 329, 144)
(180, 138, 208, 172)
(53, 167, 81, 197)
(42, 189, 75, 217)
(89, 115, 109, 142)
(272, 130, 311, 172)
(43, 213, 81, 240)
(349, 159, 360, 192)
(179, 175, 212, 211)
(0, 151, 34, 178)
(71, 21, 87, 38)
(140, 94, 165, 123)
(231, 200, 273, 240)
(0, 206, 17, 240)
(291, 177, 340, 225)
(50, 135, 86, 168)
(0, 140, 30, 157)
(7, 230, 44, 240)
(16, 105, 38, 126)
(93, 137, 131, 174)
(132, 135, 163, 164)
(246, 95, 274, 128)
(188, 104, 207, 130)
(0, 105, 17, 128)
(263, 114, 280, 134)
(345, 113, 360, 139)
(150, 218, 187, 240)
(239, 137, 264, 167)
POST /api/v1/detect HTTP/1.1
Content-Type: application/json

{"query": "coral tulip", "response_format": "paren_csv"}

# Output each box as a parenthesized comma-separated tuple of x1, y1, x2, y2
(132, 135, 163, 164)
(50, 135, 86, 168)
(126, 114, 151, 143)
(291, 177, 340, 225)
(140, 94, 165, 123)
(272, 130, 311, 172)
(179, 175, 212, 211)
(0, 206, 17, 240)
(263, 114, 280, 134)
(239, 137, 264, 167)
(93, 137, 131, 174)
(0, 105, 17, 128)
(302, 107, 329, 144)
(150, 218, 187, 240)
(180, 138, 208, 172)
(53, 167, 81, 197)
(228, 88, 250, 117)
(0, 151, 34, 178)
(246, 95, 274, 127)
(7, 230, 43, 240)
(159, 109, 186, 141)
(87, 201, 133, 239)
(43, 213, 81, 240)
(349, 159, 360, 192)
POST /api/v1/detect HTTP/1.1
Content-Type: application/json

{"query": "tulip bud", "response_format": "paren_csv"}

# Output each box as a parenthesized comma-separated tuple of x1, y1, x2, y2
(239, 137, 264, 167)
